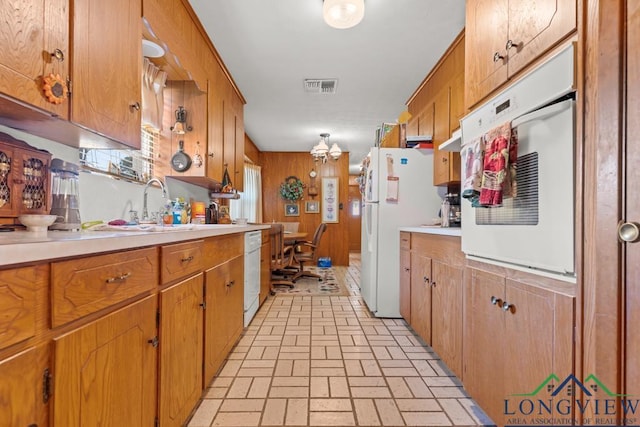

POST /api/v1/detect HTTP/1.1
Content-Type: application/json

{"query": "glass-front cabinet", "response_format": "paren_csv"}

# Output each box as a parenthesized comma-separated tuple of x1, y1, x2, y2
(0, 133, 51, 218)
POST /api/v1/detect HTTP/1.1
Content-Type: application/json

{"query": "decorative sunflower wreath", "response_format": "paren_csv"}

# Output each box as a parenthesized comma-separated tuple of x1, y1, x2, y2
(42, 73, 67, 105)
(279, 176, 305, 201)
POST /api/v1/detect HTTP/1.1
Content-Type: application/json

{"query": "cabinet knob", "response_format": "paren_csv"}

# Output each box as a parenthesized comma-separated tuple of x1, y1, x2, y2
(130, 101, 141, 111)
(51, 48, 65, 62)
(618, 221, 640, 243)
(493, 52, 504, 63)
(490, 296, 501, 305)
(208, 152, 215, 158)
(404, 267, 410, 272)
(147, 336, 159, 347)
(505, 39, 518, 51)
(431, 281, 436, 288)
(423, 276, 430, 284)
(442, 157, 448, 163)
(502, 301, 513, 312)
(181, 255, 194, 263)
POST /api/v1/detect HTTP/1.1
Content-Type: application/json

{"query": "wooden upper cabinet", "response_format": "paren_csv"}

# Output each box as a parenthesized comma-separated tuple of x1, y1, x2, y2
(70, 0, 142, 148)
(433, 87, 452, 186)
(0, 0, 69, 118)
(465, 0, 576, 109)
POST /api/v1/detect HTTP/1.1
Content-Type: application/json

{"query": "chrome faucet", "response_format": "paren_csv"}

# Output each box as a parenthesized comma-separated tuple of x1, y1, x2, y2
(142, 178, 168, 222)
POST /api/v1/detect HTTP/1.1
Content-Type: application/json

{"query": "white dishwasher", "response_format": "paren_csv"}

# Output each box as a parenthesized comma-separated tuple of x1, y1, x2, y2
(244, 231, 262, 327)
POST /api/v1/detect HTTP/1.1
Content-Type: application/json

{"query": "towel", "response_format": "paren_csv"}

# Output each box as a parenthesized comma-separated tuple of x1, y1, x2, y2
(479, 123, 512, 206)
(502, 127, 518, 199)
(460, 135, 484, 206)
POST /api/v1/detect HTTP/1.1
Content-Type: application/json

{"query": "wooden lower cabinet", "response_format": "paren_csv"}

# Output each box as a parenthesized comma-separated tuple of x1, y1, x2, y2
(203, 255, 244, 386)
(399, 232, 411, 322)
(463, 266, 574, 427)
(159, 273, 204, 427)
(409, 251, 432, 344)
(53, 295, 157, 427)
(431, 261, 464, 378)
(0, 344, 49, 427)
(403, 232, 464, 378)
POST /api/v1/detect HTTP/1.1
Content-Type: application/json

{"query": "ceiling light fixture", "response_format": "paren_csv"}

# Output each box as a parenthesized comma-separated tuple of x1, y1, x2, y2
(322, 0, 365, 29)
(311, 133, 342, 163)
(170, 106, 192, 135)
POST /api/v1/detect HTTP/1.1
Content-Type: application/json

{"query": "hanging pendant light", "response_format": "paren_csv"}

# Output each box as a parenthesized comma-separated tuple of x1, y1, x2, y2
(311, 133, 342, 163)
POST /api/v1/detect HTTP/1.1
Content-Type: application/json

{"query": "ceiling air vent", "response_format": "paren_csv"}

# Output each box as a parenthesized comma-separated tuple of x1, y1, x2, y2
(304, 79, 338, 94)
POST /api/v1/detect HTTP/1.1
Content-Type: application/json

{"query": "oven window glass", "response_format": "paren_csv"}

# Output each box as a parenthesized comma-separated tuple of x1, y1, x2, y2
(475, 152, 539, 225)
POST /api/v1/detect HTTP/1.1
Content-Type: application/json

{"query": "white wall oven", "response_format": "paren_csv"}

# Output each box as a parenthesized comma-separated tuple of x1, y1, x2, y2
(460, 45, 576, 282)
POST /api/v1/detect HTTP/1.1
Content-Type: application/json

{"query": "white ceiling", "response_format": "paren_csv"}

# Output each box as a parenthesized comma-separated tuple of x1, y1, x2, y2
(188, 0, 466, 174)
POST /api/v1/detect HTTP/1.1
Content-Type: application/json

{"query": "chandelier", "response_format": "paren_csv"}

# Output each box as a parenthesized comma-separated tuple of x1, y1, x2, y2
(310, 133, 342, 163)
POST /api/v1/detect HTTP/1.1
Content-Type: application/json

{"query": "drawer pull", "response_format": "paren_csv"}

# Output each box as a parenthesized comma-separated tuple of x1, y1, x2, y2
(181, 255, 194, 263)
(105, 272, 131, 283)
(493, 51, 504, 62)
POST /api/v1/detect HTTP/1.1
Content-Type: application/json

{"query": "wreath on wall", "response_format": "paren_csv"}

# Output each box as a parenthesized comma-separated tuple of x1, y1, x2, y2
(279, 176, 305, 201)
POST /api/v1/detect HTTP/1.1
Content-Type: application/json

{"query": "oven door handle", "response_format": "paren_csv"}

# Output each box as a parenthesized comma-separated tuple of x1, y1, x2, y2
(511, 99, 574, 128)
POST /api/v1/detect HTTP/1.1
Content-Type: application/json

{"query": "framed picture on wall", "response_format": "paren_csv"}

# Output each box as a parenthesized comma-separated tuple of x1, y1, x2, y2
(305, 200, 319, 213)
(284, 203, 299, 217)
(321, 177, 339, 223)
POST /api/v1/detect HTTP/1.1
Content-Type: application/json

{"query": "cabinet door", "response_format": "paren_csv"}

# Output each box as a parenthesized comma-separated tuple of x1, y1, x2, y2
(431, 261, 463, 378)
(206, 77, 224, 182)
(0, 345, 49, 427)
(503, 279, 574, 424)
(0, 146, 17, 215)
(399, 246, 411, 322)
(433, 87, 453, 186)
(0, 0, 69, 118)
(204, 255, 244, 385)
(159, 273, 204, 427)
(410, 252, 432, 344)
(54, 296, 157, 427)
(225, 255, 245, 346)
(507, 0, 577, 76)
(463, 268, 505, 426)
(464, 0, 509, 109)
(204, 260, 232, 384)
(71, 0, 141, 148)
(234, 100, 245, 192)
(417, 102, 434, 138)
(15, 149, 50, 215)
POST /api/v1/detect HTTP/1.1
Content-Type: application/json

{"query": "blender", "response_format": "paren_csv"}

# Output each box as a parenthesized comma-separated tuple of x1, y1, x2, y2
(49, 158, 82, 231)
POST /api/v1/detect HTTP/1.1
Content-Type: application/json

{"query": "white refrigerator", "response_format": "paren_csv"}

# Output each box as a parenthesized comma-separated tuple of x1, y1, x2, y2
(361, 147, 443, 318)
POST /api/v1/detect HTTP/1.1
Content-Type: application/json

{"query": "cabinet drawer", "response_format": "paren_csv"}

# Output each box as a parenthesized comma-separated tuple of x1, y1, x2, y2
(400, 232, 411, 250)
(161, 240, 204, 284)
(411, 233, 464, 267)
(51, 247, 158, 327)
(0, 266, 46, 350)
(202, 234, 243, 270)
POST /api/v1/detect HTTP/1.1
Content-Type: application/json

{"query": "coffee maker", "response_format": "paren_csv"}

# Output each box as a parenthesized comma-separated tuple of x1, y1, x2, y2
(49, 158, 82, 231)
(446, 193, 461, 227)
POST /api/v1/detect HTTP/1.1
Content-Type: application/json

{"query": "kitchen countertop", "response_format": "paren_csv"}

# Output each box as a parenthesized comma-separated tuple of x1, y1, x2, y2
(398, 225, 462, 237)
(0, 224, 270, 267)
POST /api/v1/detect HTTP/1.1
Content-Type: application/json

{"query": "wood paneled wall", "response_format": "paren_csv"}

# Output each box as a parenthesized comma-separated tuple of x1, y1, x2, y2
(259, 152, 351, 266)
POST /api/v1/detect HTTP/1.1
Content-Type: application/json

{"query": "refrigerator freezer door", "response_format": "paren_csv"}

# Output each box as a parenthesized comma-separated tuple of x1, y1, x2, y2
(364, 148, 380, 202)
(360, 202, 378, 313)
